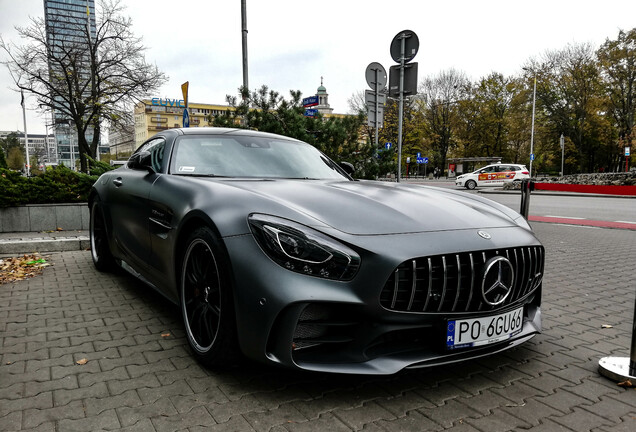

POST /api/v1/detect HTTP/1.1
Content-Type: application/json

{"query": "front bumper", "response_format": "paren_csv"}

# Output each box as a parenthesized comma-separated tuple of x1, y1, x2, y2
(224, 226, 543, 374)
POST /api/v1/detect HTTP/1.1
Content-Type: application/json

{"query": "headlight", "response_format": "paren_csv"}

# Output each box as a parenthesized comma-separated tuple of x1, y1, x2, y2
(249, 214, 360, 280)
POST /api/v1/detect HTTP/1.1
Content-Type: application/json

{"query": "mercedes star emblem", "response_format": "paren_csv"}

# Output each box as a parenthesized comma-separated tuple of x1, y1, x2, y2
(481, 256, 514, 306)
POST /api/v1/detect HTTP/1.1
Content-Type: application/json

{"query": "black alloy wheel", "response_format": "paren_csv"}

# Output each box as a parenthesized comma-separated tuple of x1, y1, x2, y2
(465, 179, 477, 190)
(180, 227, 237, 366)
(90, 198, 114, 272)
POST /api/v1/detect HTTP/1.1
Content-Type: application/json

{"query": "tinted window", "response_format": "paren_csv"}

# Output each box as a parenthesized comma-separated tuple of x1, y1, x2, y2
(133, 138, 165, 172)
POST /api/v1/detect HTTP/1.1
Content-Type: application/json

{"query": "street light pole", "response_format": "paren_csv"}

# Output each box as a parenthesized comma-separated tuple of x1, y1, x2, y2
(530, 75, 536, 178)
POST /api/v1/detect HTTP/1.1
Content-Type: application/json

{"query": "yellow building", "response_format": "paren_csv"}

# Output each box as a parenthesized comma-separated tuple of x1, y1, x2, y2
(132, 99, 235, 149)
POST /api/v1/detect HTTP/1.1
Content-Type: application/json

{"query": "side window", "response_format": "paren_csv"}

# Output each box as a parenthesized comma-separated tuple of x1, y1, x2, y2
(134, 138, 165, 172)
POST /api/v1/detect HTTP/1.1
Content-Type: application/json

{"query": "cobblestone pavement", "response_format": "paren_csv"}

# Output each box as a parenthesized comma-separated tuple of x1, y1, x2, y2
(1, 223, 635, 431)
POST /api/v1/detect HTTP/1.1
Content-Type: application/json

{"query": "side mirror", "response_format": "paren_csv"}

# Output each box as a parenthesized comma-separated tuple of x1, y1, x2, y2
(127, 151, 155, 173)
(339, 161, 355, 175)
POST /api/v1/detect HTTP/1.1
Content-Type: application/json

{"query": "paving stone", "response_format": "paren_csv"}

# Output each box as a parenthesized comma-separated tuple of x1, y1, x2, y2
(375, 410, 443, 432)
(117, 397, 178, 428)
(209, 395, 266, 423)
(137, 379, 194, 404)
(463, 408, 532, 432)
(84, 389, 143, 417)
(416, 398, 481, 429)
(189, 415, 255, 432)
(53, 381, 109, 406)
(284, 412, 355, 432)
(552, 406, 615, 431)
(243, 403, 308, 432)
(151, 405, 216, 432)
(56, 408, 121, 432)
(22, 400, 85, 429)
(376, 390, 436, 417)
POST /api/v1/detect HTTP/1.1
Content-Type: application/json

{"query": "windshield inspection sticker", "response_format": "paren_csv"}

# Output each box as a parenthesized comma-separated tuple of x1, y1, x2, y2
(178, 166, 195, 173)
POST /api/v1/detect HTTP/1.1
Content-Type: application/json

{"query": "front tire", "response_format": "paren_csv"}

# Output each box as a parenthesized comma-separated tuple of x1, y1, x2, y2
(465, 179, 477, 190)
(180, 226, 238, 367)
(90, 198, 115, 272)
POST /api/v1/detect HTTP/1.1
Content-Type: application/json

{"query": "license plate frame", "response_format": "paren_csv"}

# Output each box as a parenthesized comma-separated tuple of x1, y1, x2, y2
(446, 306, 524, 350)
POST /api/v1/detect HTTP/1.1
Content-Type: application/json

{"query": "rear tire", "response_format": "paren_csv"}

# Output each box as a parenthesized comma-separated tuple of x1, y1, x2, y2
(465, 180, 477, 190)
(90, 198, 115, 272)
(180, 226, 238, 367)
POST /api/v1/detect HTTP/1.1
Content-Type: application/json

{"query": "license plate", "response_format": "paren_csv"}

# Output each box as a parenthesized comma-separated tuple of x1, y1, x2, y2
(446, 306, 524, 349)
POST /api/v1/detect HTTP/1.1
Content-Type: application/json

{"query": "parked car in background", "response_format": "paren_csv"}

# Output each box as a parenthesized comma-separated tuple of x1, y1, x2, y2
(455, 164, 530, 190)
(89, 128, 544, 374)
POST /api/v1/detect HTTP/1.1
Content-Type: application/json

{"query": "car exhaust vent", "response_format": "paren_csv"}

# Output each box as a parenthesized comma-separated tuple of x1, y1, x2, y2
(380, 246, 544, 313)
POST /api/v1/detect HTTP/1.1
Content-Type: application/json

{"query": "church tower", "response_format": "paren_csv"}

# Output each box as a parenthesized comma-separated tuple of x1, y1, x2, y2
(315, 77, 334, 115)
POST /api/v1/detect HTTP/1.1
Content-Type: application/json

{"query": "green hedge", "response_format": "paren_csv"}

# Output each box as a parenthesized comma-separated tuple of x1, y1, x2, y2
(0, 160, 114, 207)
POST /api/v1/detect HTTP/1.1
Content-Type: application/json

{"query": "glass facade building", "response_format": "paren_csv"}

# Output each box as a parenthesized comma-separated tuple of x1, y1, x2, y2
(43, 0, 107, 169)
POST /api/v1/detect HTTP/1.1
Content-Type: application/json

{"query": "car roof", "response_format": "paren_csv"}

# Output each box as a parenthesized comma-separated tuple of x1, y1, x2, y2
(174, 127, 303, 142)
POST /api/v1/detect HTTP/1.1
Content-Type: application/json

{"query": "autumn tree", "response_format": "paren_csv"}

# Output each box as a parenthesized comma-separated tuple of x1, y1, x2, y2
(597, 28, 636, 170)
(0, 0, 166, 172)
(418, 69, 470, 172)
(526, 44, 612, 172)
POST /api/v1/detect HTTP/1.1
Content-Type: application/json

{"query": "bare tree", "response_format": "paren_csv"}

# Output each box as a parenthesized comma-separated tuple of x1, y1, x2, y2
(418, 69, 470, 170)
(1, 0, 167, 172)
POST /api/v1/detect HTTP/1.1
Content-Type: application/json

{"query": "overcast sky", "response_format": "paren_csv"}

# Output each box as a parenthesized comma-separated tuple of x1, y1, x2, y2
(1, 0, 635, 135)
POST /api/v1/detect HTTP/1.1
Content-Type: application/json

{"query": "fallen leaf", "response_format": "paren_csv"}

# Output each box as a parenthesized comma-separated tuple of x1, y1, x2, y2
(601, 324, 613, 329)
(76, 358, 88, 365)
(161, 333, 171, 338)
(56, 227, 63, 231)
(617, 380, 634, 388)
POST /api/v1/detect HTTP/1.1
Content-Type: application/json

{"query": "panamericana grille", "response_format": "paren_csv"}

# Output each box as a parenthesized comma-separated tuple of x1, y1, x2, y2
(380, 246, 544, 313)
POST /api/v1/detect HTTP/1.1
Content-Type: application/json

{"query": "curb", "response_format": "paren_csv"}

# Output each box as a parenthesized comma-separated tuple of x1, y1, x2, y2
(0, 236, 90, 256)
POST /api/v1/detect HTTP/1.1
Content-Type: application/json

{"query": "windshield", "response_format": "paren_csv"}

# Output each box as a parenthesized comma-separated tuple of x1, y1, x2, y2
(169, 135, 349, 180)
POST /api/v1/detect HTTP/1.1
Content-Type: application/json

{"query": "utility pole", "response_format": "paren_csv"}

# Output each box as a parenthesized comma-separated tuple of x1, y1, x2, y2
(241, 0, 249, 97)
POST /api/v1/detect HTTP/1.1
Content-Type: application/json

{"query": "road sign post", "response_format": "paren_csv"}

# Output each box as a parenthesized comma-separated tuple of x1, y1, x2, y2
(181, 82, 189, 128)
(365, 62, 387, 150)
(389, 30, 419, 183)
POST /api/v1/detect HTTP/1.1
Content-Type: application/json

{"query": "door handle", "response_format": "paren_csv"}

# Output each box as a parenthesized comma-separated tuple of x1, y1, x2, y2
(113, 178, 123, 187)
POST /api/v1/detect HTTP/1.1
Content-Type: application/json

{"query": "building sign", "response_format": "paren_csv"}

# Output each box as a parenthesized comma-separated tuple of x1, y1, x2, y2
(151, 98, 186, 108)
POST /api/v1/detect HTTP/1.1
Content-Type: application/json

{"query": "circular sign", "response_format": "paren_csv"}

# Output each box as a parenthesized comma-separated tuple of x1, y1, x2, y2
(390, 30, 419, 63)
(365, 62, 387, 89)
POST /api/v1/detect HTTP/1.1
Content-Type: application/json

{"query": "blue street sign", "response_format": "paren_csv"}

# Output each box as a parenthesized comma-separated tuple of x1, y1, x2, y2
(417, 152, 421, 158)
(530, 153, 535, 161)
(416, 157, 423, 164)
(424, 157, 429, 164)
(304, 108, 318, 117)
(302, 95, 319, 107)
(385, 142, 392, 150)
(182, 108, 190, 128)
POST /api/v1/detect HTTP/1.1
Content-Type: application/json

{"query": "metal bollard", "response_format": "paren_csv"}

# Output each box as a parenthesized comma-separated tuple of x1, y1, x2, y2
(598, 292, 636, 382)
(519, 179, 534, 219)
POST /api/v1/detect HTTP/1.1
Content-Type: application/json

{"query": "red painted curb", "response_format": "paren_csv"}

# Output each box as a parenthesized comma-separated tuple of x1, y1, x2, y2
(528, 215, 636, 230)
(534, 182, 636, 196)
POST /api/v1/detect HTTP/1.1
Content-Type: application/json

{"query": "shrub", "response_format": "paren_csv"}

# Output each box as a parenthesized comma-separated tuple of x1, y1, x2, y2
(0, 166, 106, 207)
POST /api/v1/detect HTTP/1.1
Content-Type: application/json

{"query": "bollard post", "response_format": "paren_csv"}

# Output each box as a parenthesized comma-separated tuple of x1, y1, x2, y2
(519, 179, 533, 219)
(598, 291, 636, 382)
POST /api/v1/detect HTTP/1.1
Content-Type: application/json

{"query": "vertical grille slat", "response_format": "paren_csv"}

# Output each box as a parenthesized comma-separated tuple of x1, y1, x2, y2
(406, 260, 417, 311)
(465, 253, 475, 312)
(437, 256, 448, 312)
(451, 254, 462, 311)
(380, 246, 544, 314)
(390, 268, 400, 309)
(423, 258, 432, 311)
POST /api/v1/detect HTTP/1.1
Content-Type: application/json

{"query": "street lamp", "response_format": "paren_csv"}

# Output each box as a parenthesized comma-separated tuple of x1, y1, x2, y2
(529, 75, 536, 178)
(522, 68, 537, 178)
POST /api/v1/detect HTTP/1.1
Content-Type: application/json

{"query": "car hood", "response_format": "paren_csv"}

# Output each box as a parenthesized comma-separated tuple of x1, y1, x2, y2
(220, 179, 521, 235)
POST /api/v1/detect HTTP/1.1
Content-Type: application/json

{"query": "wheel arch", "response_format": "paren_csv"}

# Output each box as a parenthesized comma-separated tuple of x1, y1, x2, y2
(173, 211, 234, 300)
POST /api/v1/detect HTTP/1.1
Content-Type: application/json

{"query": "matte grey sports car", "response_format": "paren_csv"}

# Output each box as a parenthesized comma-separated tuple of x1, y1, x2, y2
(89, 127, 544, 374)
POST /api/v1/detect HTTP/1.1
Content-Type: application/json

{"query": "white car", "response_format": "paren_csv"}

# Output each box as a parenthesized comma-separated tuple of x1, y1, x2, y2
(455, 164, 530, 190)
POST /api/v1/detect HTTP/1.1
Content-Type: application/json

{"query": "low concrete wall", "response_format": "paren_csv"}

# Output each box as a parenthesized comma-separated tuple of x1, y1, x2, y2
(0, 203, 89, 233)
